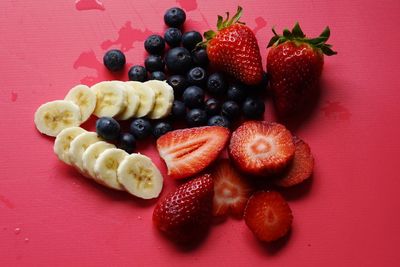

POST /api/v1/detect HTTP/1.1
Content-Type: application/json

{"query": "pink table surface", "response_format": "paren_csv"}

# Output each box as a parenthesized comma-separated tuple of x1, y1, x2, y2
(1, 0, 400, 266)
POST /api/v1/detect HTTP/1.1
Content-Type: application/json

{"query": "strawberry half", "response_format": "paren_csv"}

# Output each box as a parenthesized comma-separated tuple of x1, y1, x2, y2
(157, 126, 230, 179)
(203, 6, 264, 85)
(275, 136, 314, 187)
(211, 159, 252, 218)
(244, 191, 293, 242)
(229, 121, 295, 175)
(153, 174, 214, 243)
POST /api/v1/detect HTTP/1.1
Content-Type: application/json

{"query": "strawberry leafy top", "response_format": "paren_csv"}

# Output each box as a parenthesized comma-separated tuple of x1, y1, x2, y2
(267, 22, 337, 56)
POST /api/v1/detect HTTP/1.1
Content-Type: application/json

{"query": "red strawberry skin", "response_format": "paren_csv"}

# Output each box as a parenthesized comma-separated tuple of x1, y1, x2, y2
(244, 191, 293, 242)
(211, 159, 252, 218)
(157, 126, 230, 179)
(153, 174, 214, 243)
(229, 121, 295, 175)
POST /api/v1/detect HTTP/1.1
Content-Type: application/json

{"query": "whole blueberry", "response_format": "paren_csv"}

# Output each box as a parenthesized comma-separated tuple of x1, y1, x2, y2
(164, 28, 182, 47)
(207, 73, 227, 95)
(242, 97, 265, 119)
(119, 133, 136, 154)
(130, 118, 152, 139)
(145, 55, 165, 72)
(103, 49, 126, 72)
(150, 71, 167, 81)
(227, 83, 247, 103)
(165, 47, 192, 74)
(164, 7, 186, 28)
(144, 34, 165, 55)
(221, 101, 240, 120)
(171, 100, 186, 118)
(187, 67, 207, 86)
(128, 65, 147, 82)
(204, 98, 221, 116)
(182, 86, 205, 108)
(182, 31, 202, 51)
(192, 48, 209, 67)
(152, 121, 173, 138)
(96, 117, 121, 141)
(186, 109, 207, 127)
(167, 75, 188, 97)
(207, 115, 230, 128)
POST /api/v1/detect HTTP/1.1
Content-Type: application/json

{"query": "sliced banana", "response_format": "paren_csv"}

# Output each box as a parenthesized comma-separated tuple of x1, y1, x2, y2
(34, 100, 82, 137)
(94, 148, 128, 190)
(115, 83, 140, 120)
(125, 81, 156, 117)
(69, 132, 102, 173)
(145, 80, 174, 119)
(117, 153, 163, 199)
(92, 81, 127, 117)
(65, 84, 96, 123)
(82, 141, 116, 178)
(54, 127, 87, 165)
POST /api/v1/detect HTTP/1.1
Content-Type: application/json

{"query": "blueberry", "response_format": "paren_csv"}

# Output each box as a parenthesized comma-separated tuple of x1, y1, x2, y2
(207, 73, 227, 95)
(204, 98, 221, 116)
(165, 47, 192, 74)
(192, 48, 209, 67)
(171, 100, 186, 118)
(164, 7, 186, 28)
(221, 101, 240, 120)
(164, 28, 182, 47)
(96, 117, 121, 141)
(242, 97, 265, 119)
(152, 121, 173, 138)
(227, 83, 247, 103)
(144, 34, 165, 55)
(119, 133, 136, 153)
(182, 31, 202, 51)
(186, 109, 207, 127)
(150, 71, 166, 81)
(249, 71, 269, 95)
(167, 75, 188, 97)
(145, 55, 165, 72)
(103, 49, 126, 72)
(207, 115, 230, 128)
(130, 118, 152, 139)
(187, 67, 207, 86)
(182, 86, 205, 108)
(128, 65, 147, 82)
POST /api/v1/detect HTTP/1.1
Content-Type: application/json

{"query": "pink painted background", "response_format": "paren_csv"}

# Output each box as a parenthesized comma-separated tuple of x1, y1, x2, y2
(1, 0, 400, 266)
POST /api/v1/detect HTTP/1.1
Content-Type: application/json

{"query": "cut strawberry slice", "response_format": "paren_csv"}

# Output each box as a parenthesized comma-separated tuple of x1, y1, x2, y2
(157, 126, 230, 179)
(229, 121, 295, 175)
(275, 136, 314, 187)
(244, 191, 293, 242)
(211, 159, 252, 218)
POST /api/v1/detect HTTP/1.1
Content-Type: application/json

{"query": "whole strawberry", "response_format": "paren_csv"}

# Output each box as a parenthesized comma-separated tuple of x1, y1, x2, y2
(153, 174, 214, 243)
(203, 6, 264, 85)
(267, 23, 337, 117)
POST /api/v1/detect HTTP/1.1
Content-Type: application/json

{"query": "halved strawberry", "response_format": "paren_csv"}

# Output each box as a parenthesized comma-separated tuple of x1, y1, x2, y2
(211, 159, 252, 218)
(275, 136, 314, 187)
(157, 126, 230, 179)
(244, 191, 293, 242)
(228, 121, 295, 175)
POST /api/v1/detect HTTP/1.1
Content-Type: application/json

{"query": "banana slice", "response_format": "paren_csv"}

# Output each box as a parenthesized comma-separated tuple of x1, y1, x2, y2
(117, 153, 163, 199)
(92, 81, 127, 117)
(125, 81, 156, 117)
(94, 148, 128, 190)
(34, 100, 82, 137)
(65, 84, 96, 123)
(145, 80, 174, 119)
(69, 132, 102, 173)
(54, 127, 87, 165)
(115, 83, 140, 120)
(82, 141, 116, 178)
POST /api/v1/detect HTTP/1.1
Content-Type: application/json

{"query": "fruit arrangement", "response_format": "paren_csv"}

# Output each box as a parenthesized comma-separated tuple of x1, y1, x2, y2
(34, 6, 335, 248)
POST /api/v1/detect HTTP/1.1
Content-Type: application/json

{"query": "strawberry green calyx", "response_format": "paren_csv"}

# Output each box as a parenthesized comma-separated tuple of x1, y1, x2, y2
(267, 22, 337, 56)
